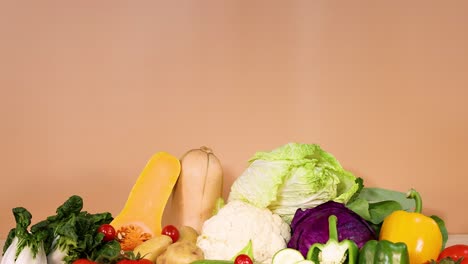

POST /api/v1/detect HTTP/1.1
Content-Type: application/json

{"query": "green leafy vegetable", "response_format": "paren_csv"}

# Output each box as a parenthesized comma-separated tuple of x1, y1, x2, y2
(2, 207, 48, 263)
(368, 200, 402, 224)
(90, 240, 122, 263)
(228, 143, 361, 223)
(1, 195, 120, 264)
(3, 226, 16, 254)
(347, 177, 364, 204)
(346, 187, 416, 225)
(43, 195, 116, 263)
(430, 215, 448, 251)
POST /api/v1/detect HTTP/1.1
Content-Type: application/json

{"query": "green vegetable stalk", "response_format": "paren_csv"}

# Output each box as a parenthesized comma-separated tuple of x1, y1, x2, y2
(306, 215, 358, 264)
(358, 240, 409, 264)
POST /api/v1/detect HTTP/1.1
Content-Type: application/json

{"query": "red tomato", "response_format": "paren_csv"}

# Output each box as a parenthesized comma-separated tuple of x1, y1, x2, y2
(438, 244, 468, 264)
(161, 225, 179, 242)
(97, 224, 116, 242)
(234, 254, 253, 264)
(116, 261, 130, 264)
(138, 261, 153, 264)
(72, 259, 97, 264)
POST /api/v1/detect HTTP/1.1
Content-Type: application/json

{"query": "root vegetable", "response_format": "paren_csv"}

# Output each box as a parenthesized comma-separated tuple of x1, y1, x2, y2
(156, 241, 204, 264)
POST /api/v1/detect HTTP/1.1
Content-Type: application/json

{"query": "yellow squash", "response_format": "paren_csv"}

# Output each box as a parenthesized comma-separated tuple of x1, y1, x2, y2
(171, 146, 224, 233)
(111, 152, 181, 251)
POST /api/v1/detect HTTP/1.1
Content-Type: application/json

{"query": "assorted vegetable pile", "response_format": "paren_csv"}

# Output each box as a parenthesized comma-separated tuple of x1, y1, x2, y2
(1, 143, 466, 264)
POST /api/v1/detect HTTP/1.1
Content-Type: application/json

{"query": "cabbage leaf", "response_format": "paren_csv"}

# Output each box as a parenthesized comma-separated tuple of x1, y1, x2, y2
(228, 143, 361, 223)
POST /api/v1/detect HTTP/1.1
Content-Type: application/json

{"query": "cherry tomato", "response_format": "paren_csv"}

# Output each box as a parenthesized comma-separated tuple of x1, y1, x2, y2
(234, 254, 253, 264)
(138, 259, 153, 264)
(136, 260, 153, 264)
(97, 223, 116, 242)
(438, 244, 468, 264)
(161, 225, 179, 242)
(72, 259, 97, 264)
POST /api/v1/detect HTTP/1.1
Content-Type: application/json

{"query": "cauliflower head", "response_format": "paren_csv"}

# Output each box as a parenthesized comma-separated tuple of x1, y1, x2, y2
(196, 200, 291, 264)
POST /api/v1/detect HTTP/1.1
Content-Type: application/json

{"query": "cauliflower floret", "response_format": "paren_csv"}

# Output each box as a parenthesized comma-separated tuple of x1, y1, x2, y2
(196, 200, 291, 264)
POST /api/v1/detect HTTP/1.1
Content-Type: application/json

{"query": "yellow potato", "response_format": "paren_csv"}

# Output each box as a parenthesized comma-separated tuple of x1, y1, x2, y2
(133, 235, 173, 262)
(156, 241, 204, 264)
(178, 226, 199, 243)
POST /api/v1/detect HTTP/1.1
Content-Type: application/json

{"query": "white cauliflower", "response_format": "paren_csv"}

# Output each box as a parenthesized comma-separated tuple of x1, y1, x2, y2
(196, 200, 291, 264)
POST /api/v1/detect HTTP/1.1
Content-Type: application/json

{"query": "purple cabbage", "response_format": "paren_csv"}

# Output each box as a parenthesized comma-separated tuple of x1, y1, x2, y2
(287, 201, 377, 257)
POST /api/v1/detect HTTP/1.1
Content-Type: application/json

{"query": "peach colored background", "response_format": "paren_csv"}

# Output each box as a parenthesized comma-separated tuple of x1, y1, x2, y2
(1, 1, 467, 238)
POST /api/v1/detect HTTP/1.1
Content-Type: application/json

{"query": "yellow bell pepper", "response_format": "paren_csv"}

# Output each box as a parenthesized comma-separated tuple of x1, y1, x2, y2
(379, 189, 442, 264)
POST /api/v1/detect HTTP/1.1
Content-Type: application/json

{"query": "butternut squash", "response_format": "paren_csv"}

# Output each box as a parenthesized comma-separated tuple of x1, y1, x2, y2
(111, 152, 181, 251)
(171, 146, 223, 233)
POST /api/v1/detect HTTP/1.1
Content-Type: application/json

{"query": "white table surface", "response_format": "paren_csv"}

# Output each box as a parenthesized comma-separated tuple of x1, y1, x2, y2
(1, 235, 467, 261)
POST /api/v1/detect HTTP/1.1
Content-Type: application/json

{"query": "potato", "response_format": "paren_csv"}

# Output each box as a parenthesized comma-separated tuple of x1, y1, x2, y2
(156, 241, 204, 264)
(133, 235, 173, 262)
(178, 226, 199, 243)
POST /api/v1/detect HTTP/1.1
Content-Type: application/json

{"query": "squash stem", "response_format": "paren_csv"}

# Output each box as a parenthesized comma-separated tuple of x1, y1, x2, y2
(200, 146, 213, 154)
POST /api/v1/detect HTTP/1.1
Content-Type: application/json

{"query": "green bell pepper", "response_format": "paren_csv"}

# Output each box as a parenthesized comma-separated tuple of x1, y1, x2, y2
(306, 215, 359, 264)
(358, 240, 409, 264)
